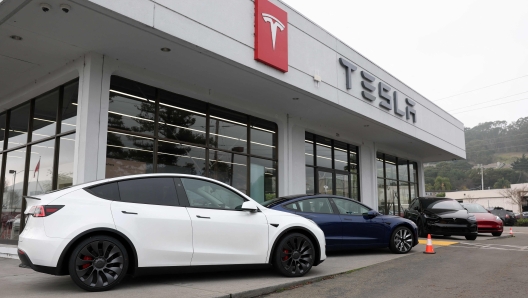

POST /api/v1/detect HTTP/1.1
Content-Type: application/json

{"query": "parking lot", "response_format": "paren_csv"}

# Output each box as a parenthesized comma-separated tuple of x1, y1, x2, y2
(1, 229, 525, 298)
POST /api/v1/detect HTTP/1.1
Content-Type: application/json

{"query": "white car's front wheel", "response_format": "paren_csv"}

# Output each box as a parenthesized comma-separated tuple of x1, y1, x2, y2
(273, 233, 315, 277)
(68, 235, 129, 291)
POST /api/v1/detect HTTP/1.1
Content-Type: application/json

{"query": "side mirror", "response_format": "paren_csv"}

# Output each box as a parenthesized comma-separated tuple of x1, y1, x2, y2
(363, 210, 378, 219)
(240, 201, 258, 212)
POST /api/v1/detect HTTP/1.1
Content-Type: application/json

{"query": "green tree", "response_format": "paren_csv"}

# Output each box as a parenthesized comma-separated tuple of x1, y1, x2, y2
(434, 176, 452, 191)
(512, 154, 528, 173)
(493, 178, 511, 189)
(436, 192, 446, 197)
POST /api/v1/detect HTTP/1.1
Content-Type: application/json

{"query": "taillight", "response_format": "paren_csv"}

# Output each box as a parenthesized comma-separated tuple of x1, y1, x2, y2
(505, 214, 510, 218)
(32, 205, 64, 217)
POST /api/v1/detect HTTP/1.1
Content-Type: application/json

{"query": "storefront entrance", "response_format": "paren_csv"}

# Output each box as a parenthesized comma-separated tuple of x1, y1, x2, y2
(316, 168, 351, 197)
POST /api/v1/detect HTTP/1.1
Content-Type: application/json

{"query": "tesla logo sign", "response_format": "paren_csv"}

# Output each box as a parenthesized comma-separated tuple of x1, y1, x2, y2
(255, 0, 288, 72)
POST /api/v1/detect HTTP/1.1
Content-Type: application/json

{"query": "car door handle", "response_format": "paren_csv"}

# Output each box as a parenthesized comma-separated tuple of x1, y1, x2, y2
(122, 211, 138, 215)
(196, 215, 210, 219)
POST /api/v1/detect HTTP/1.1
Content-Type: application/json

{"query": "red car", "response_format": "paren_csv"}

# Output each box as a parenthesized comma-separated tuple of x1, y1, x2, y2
(461, 203, 503, 236)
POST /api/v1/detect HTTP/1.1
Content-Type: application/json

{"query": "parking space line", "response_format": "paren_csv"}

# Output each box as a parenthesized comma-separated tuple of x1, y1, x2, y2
(417, 239, 458, 246)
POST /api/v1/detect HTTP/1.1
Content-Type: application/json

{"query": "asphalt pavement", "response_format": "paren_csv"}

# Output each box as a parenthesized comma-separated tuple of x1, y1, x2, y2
(263, 227, 528, 298)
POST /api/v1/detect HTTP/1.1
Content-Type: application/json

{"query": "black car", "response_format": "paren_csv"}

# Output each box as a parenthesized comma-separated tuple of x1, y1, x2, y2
(404, 197, 478, 240)
(489, 207, 517, 226)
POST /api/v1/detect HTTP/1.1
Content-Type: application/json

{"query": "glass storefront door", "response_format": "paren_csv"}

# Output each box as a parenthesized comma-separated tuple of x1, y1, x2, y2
(316, 168, 349, 196)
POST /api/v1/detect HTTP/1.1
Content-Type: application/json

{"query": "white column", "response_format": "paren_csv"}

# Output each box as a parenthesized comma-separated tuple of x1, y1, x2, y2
(73, 53, 109, 184)
(359, 141, 377, 209)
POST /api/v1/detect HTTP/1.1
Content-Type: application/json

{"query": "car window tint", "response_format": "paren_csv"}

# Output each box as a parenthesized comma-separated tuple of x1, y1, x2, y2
(181, 178, 245, 210)
(118, 178, 178, 206)
(284, 203, 298, 210)
(297, 197, 333, 214)
(332, 198, 370, 215)
(425, 199, 463, 210)
(87, 182, 120, 201)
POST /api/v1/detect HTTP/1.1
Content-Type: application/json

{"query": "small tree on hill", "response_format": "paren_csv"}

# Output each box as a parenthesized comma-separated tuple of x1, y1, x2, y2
(493, 178, 511, 189)
(434, 176, 452, 191)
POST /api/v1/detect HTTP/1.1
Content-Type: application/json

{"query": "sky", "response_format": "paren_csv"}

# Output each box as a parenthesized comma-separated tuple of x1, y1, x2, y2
(281, 0, 528, 128)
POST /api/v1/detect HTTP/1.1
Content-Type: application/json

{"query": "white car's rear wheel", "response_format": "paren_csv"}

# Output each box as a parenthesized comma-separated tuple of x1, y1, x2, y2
(273, 233, 314, 277)
(68, 235, 129, 291)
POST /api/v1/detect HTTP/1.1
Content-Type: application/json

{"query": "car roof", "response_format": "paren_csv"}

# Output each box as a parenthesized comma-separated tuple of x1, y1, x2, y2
(263, 194, 364, 208)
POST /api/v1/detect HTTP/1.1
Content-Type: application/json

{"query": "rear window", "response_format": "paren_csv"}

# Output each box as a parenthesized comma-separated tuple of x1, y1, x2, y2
(118, 178, 179, 206)
(87, 182, 120, 201)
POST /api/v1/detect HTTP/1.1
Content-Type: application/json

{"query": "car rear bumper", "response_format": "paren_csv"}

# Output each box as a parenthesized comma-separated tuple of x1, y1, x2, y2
(18, 249, 60, 275)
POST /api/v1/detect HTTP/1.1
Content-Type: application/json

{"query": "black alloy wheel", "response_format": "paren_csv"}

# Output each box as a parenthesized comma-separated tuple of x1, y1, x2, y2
(465, 235, 477, 240)
(69, 235, 129, 292)
(274, 233, 315, 277)
(389, 226, 413, 254)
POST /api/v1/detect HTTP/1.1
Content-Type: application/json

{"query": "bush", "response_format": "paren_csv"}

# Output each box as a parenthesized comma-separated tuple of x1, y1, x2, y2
(515, 219, 528, 226)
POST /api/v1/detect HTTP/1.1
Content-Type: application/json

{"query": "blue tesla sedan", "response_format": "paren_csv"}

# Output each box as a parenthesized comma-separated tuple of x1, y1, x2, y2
(263, 195, 419, 254)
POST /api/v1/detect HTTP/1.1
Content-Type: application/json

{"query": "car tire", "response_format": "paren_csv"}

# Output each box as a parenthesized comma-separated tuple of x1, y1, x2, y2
(465, 235, 477, 240)
(492, 232, 502, 237)
(389, 226, 413, 254)
(68, 235, 129, 292)
(273, 233, 315, 277)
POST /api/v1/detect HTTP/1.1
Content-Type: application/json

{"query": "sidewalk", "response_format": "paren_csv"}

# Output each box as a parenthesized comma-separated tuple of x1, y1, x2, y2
(0, 231, 514, 298)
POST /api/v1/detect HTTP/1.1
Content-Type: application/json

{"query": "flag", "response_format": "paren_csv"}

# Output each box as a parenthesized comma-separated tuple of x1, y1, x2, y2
(34, 158, 40, 178)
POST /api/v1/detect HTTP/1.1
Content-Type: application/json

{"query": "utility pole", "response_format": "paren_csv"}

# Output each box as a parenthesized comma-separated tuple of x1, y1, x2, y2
(479, 164, 484, 190)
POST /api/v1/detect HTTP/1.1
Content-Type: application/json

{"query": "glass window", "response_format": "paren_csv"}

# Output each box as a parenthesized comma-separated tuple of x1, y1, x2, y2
(411, 163, 418, 183)
(208, 150, 247, 194)
(399, 181, 410, 212)
(32, 90, 58, 142)
(305, 140, 314, 166)
(351, 174, 359, 200)
(110, 76, 156, 102)
(250, 157, 277, 203)
(410, 183, 417, 201)
(57, 134, 76, 189)
(106, 132, 154, 178)
(61, 80, 78, 133)
(385, 155, 397, 180)
(157, 140, 206, 176)
(318, 170, 333, 195)
(378, 178, 386, 214)
(377, 153, 384, 178)
(7, 103, 30, 149)
(27, 140, 55, 195)
(332, 198, 370, 215)
(209, 106, 247, 153)
(334, 142, 348, 172)
(297, 197, 333, 214)
(118, 178, 178, 206)
(87, 182, 120, 201)
(0, 113, 6, 150)
(181, 178, 246, 210)
(306, 167, 315, 195)
(315, 136, 332, 169)
(349, 150, 358, 174)
(158, 90, 207, 145)
(335, 173, 349, 198)
(108, 92, 155, 136)
(250, 118, 276, 159)
(284, 202, 298, 210)
(398, 159, 409, 182)
(1, 149, 26, 241)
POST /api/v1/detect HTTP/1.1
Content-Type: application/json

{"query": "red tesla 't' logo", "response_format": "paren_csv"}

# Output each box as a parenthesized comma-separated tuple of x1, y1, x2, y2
(254, 0, 288, 72)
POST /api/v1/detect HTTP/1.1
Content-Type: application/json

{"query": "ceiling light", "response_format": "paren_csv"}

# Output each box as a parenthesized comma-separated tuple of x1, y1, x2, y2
(10, 35, 22, 41)
(161, 47, 171, 52)
(292, 97, 299, 100)
(364, 124, 369, 128)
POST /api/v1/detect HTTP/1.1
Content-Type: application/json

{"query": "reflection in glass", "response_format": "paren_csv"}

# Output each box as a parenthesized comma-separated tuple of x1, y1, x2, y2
(385, 155, 397, 180)
(306, 167, 315, 195)
(108, 92, 155, 136)
(27, 140, 55, 195)
(349, 151, 358, 173)
(209, 117, 247, 153)
(157, 140, 206, 176)
(387, 180, 398, 215)
(335, 173, 349, 198)
(158, 90, 207, 145)
(318, 171, 333, 195)
(411, 163, 418, 183)
(250, 127, 275, 159)
(305, 140, 314, 166)
(61, 80, 78, 133)
(398, 159, 409, 181)
(57, 134, 76, 189)
(0, 113, 6, 150)
(399, 181, 410, 213)
(32, 91, 59, 142)
(377, 155, 384, 178)
(334, 142, 348, 172)
(410, 183, 417, 201)
(378, 178, 386, 215)
(250, 158, 277, 203)
(106, 132, 154, 178)
(351, 174, 359, 200)
(7, 103, 30, 149)
(316, 143, 332, 169)
(208, 150, 247, 194)
(1, 149, 26, 241)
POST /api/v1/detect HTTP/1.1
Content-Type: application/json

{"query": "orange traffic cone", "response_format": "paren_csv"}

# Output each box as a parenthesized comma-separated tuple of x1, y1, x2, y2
(509, 227, 514, 237)
(423, 234, 436, 254)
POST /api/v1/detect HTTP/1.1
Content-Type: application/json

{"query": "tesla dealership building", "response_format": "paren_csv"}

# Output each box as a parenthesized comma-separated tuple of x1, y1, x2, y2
(0, 0, 465, 245)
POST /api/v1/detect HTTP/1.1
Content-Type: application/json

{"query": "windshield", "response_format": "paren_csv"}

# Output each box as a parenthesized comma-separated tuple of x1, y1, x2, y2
(461, 203, 488, 213)
(423, 199, 464, 210)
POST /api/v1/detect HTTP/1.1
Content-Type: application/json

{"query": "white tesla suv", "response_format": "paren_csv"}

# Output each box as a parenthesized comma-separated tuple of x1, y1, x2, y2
(18, 174, 326, 291)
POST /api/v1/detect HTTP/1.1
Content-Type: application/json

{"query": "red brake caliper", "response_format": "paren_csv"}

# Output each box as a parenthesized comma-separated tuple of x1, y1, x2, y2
(82, 256, 93, 269)
(282, 249, 289, 261)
